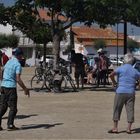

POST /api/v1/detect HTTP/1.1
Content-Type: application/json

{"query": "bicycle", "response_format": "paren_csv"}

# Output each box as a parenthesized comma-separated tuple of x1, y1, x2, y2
(56, 59, 77, 92)
(30, 59, 77, 92)
(30, 61, 52, 91)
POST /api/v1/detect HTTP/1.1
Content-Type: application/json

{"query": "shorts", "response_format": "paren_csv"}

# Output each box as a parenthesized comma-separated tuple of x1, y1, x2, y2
(74, 67, 85, 79)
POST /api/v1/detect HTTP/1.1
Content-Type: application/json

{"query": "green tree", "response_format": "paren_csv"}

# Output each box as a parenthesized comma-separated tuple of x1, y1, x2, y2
(8, 0, 124, 68)
(9, 2, 52, 62)
(0, 34, 19, 48)
(5, 0, 140, 67)
(127, 39, 140, 53)
(94, 39, 106, 51)
(0, 34, 8, 48)
(26, 26, 52, 62)
(0, 3, 10, 25)
(7, 34, 19, 48)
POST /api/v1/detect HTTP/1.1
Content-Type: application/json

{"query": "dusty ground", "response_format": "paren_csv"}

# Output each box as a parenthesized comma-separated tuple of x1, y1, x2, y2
(0, 67, 140, 140)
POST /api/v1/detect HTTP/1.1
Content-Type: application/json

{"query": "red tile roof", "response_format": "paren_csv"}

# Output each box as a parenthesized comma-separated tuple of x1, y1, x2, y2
(38, 9, 66, 21)
(72, 26, 125, 46)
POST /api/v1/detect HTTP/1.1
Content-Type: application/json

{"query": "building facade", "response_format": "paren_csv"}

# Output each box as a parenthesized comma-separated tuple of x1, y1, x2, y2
(71, 26, 125, 57)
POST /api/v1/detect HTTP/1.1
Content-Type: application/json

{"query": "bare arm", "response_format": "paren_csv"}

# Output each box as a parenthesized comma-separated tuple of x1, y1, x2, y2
(16, 74, 30, 97)
(0, 66, 2, 80)
(109, 71, 117, 87)
(137, 78, 140, 89)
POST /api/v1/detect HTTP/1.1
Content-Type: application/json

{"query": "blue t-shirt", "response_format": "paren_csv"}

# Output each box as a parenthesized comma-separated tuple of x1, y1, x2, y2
(115, 64, 140, 94)
(1, 57, 22, 88)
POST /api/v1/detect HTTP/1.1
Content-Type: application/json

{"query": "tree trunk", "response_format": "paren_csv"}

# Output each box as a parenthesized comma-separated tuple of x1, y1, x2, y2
(53, 32, 61, 69)
(43, 42, 47, 62)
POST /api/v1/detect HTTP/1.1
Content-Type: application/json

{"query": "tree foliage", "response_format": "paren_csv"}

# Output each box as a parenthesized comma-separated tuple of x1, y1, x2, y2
(0, 3, 10, 25)
(94, 39, 106, 51)
(0, 34, 19, 48)
(7, 34, 19, 48)
(0, 34, 8, 48)
(9, 1, 52, 44)
(2, 0, 140, 67)
(127, 39, 140, 53)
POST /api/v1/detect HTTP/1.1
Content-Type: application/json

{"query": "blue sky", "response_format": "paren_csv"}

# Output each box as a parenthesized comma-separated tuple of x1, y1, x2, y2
(1, 0, 15, 6)
(113, 23, 140, 36)
(1, 0, 140, 36)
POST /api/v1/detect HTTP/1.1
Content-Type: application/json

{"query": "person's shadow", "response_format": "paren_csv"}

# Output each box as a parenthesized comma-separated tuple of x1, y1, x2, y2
(3, 114, 63, 131)
(132, 128, 140, 133)
(118, 128, 140, 134)
(2, 114, 38, 120)
(20, 123, 63, 130)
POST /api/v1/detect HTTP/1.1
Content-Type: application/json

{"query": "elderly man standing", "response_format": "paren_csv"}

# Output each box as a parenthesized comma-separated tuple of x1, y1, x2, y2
(108, 53, 140, 134)
(0, 48, 30, 131)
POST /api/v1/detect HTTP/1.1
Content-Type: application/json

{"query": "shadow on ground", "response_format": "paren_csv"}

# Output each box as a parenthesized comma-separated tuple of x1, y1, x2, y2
(89, 86, 114, 92)
(132, 128, 140, 134)
(29, 85, 116, 93)
(2, 114, 38, 120)
(30, 88, 79, 94)
(116, 128, 140, 134)
(20, 123, 63, 130)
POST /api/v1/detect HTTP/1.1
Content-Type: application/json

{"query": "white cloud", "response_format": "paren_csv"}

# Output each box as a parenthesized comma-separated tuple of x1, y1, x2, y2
(0, 24, 12, 34)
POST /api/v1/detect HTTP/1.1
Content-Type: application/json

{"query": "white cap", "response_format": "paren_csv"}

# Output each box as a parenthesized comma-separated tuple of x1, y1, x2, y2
(97, 48, 103, 53)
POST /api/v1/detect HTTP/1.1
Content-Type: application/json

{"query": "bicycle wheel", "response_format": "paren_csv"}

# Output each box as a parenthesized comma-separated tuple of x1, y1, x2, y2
(44, 70, 54, 90)
(30, 75, 45, 91)
(66, 75, 77, 91)
(44, 74, 53, 91)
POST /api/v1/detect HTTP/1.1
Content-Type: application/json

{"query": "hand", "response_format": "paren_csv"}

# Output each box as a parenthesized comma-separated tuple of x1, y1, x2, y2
(137, 84, 140, 89)
(112, 82, 117, 88)
(24, 88, 30, 97)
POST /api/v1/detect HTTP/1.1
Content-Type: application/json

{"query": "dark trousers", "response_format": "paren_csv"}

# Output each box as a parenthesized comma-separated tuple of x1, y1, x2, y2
(0, 87, 17, 127)
(101, 70, 107, 85)
(97, 70, 107, 86)
(74, 67, 85, 88)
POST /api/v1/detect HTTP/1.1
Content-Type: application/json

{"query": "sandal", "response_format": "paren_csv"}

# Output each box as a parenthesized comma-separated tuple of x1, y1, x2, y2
(108, 129, 118, 134)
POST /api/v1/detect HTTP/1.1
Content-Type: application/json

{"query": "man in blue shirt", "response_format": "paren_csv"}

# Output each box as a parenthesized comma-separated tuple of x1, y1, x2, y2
(108, 53, 140, 134)
(0, 48, 29, 131)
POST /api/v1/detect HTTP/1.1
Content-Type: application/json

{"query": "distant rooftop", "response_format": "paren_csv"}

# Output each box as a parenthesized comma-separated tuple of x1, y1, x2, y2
(72, 26, 125, 46)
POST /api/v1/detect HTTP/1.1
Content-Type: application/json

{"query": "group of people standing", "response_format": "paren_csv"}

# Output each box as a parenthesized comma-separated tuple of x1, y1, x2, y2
(70, 49, 110, 89)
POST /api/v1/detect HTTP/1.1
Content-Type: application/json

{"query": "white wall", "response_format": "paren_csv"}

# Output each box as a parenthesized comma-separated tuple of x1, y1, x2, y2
(0, 47, 13, 58)
(0, 24, 12, 34)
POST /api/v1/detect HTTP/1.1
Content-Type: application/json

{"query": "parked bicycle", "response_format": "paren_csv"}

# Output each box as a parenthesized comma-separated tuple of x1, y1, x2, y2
(30, 59, 77, 92)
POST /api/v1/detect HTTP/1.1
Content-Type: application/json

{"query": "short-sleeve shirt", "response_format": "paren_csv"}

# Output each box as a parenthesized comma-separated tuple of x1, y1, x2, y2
(1, 57, 22, 88)
(115, 64, 140, 94)
(73, 53, 84, 68)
